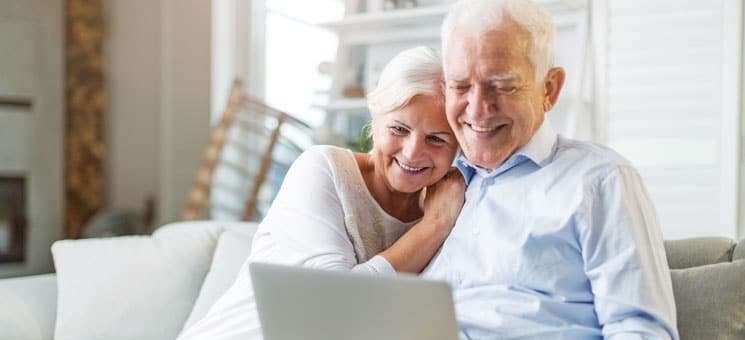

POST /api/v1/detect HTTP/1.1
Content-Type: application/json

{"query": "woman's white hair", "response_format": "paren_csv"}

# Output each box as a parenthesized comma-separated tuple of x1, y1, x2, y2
(441, 0, 555, 81)
(366, 46, 444, 121)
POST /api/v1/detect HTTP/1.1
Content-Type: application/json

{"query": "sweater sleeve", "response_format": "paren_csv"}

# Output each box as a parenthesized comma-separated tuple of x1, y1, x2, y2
(249, 146, 395, 275)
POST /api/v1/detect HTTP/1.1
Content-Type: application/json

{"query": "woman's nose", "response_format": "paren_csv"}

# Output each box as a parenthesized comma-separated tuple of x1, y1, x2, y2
(402, 136, 425, 160)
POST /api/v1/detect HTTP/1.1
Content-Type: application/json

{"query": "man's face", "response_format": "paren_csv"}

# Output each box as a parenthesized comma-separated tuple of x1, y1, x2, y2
(444, 20, 559, 170)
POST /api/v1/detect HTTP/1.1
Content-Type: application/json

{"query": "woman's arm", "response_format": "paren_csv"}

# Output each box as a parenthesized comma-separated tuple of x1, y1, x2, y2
(379, 168, 466, 273)
(255, 148, 465, 275)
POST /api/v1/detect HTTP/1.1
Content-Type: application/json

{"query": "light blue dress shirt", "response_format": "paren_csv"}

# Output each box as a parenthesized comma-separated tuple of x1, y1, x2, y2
(421, 120, 679, 340)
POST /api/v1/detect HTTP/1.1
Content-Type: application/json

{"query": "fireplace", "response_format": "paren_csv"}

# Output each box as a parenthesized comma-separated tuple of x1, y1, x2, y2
(0, 177, 26, 263)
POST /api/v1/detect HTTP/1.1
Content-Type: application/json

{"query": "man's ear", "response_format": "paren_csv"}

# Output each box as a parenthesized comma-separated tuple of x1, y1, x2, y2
(542, 67, 566, 112)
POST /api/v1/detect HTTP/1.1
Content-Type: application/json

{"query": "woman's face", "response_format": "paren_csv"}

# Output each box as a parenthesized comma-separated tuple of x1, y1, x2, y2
(371, 95, 458, 194)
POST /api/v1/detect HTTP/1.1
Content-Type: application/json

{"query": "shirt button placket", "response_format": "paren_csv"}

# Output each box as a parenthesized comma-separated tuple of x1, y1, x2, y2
(473, 177, 492, 237)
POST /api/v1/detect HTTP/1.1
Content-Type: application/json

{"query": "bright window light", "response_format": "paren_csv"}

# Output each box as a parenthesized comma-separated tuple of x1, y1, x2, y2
(264, 0, 343, 126)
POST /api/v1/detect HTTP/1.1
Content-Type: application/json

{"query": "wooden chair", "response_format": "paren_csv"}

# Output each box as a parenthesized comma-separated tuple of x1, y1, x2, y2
(182, 80, 314, 221)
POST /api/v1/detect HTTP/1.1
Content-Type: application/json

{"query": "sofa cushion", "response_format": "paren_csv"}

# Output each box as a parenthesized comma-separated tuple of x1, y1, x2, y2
(181, 222, 258, 330)
(664, 237, 734, 269)
(51, 221, 224, 340)
(0, 274, 57, 340)
(671, 260, 745, 339)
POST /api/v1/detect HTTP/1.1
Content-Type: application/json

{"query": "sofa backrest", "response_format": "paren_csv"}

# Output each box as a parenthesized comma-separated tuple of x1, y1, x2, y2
(664, 237, 737, 269)
(663, 237, 745, 339)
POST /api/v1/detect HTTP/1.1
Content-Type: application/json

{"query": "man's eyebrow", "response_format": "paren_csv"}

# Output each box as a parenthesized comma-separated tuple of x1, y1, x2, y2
(446, 72, 519, 82)
(488, 72, 518, 82)
(446, 74, 469, 82)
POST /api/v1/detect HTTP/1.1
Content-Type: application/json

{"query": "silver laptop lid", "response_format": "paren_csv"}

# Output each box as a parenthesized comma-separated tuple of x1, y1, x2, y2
(250, 262, 459, 340)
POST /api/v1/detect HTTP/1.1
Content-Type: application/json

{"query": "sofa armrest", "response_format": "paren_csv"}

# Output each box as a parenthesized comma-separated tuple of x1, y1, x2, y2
(0, 273, 57, 340)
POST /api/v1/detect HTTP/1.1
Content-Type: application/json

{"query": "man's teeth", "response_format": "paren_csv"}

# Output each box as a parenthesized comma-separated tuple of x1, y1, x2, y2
(470, 124, 499, 132)
(397, 160, 424, 171)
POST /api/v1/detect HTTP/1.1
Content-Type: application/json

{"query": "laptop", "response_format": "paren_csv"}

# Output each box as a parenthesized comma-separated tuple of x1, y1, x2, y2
(250, 262, 459, 340)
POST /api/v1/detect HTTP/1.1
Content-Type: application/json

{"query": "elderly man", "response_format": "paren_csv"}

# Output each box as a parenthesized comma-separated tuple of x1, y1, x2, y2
(421, 0, 679, 339)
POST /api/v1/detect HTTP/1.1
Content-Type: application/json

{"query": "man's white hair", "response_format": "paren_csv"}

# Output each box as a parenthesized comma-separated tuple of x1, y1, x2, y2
(441, 0, 556, 81)
(366, 46, 444, 120)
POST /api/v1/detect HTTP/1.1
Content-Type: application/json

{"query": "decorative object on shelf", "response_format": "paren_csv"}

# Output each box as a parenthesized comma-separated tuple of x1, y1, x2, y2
(0, 176, 26, 264)
(342, 85, 366, 98)
(367, 0, 384, 13)
(399, 0, 418, 9)
(383, 0, 397, 11)
(183, 80, 315, 222)
(65, 0, 107, 239)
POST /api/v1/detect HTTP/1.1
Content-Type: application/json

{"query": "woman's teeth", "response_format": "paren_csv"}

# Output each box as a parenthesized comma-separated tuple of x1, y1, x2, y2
(397, 160, 424, 172)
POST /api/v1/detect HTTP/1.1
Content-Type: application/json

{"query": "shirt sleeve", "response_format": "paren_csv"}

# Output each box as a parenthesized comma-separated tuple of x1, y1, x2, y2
(578, 166, 679, 340)
(249, 147, 395, 275)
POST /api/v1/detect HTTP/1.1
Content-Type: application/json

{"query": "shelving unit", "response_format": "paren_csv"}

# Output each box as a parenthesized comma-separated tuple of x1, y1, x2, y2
(320, 4, 449, 40)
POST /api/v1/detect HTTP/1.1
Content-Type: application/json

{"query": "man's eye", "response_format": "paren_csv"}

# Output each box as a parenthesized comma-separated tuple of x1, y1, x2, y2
(496, 86, 517, 95)
(449, 84, 470, 93)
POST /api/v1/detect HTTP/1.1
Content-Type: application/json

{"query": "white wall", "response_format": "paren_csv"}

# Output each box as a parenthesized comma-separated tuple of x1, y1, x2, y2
(104, 0, 211, 224)
(159, 0, 212, 223)
(104, 0, 162, 212)
(0, 0, 64, 278)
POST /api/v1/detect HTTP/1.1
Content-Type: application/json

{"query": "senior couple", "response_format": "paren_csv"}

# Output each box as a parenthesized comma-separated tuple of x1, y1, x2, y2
(180, 0, 679, 339)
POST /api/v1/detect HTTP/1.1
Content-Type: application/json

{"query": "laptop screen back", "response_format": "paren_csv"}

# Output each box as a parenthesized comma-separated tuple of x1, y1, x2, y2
(250, 262, 459, 340)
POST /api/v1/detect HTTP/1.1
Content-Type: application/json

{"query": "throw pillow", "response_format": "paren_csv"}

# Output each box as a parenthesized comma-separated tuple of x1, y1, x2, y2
(52, 221, 224, 340)
(181, 222, 258, 330)
(671, 260, 745, 339)
(0, 274, 57, 340)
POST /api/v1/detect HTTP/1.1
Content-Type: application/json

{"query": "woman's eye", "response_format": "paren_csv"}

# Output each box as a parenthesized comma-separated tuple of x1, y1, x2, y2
(390, 126, 408, 135)
(427, 135, 446, 144)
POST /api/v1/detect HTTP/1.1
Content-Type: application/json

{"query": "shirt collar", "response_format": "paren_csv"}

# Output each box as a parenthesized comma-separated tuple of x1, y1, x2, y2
(456, 117, 558, 184)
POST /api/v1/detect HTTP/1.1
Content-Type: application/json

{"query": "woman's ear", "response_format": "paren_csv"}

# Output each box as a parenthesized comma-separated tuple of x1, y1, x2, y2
(542, 67, 566, 112)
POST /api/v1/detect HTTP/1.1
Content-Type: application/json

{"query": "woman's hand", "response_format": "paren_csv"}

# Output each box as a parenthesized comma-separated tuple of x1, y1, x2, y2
(380, 168, 466, 273)
(422, 167, 466, 229)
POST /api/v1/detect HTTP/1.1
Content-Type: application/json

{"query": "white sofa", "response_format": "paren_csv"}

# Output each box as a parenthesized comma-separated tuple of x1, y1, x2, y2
(0, 221, 259, 340)
(1, 220, 744, 340)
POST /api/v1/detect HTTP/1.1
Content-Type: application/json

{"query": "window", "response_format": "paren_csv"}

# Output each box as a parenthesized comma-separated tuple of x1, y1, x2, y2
(258, 0, 343, 126)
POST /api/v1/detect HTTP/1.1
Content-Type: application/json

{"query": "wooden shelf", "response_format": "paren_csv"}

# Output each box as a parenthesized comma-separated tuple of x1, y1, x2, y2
(320, 5, 449, 33)
(0, 96, 32, 109)
(321, 0, 586, 33)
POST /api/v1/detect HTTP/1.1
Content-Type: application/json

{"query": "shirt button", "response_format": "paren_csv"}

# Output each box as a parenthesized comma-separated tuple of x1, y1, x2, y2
(472, 228, 480, 235)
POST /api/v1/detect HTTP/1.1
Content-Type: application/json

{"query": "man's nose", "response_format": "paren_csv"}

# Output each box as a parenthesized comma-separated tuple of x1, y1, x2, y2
(466, 85, 493, 118)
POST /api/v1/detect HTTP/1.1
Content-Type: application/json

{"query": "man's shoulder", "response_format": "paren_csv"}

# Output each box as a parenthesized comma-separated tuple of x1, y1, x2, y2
(553, 136, 635, 174)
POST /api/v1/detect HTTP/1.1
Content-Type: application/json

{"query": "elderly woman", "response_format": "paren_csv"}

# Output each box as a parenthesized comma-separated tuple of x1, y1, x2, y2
(178, 46, 464, 340)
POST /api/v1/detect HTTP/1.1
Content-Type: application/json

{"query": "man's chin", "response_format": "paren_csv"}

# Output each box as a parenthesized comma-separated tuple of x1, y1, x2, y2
(461, 147, 506, 170)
